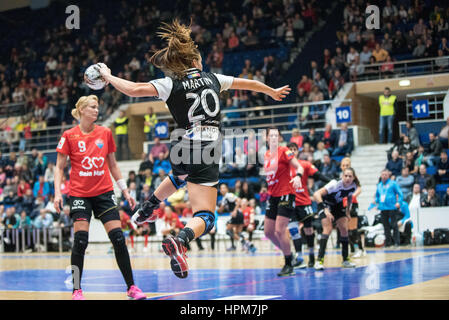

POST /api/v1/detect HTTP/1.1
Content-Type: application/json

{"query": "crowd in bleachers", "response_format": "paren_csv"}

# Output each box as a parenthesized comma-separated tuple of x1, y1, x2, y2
(0, 148, 73, 251)
(0, 0, 326, 153)
(290, 0, 449, 128)
(387, 118, 449, 208)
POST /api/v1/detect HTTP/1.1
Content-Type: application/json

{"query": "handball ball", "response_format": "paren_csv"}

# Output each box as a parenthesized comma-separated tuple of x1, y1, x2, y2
(84, 63, 107, 90)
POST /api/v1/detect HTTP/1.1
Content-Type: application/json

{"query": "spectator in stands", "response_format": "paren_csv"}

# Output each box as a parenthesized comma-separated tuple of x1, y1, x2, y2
(304, 127, 319, 150)
(398, 201, 413, 246)
(331, 123, 353, 157)
(406, 183, 426, 210)
(438, 116, 449, 148)
(404, 151, 418, 175)
(412, 38, 426, 58)
(372, 44, 389, 63)
(58, 205, 73, 242)
(297, 75, 312, 95)
(206, 44, 224, 74)
(143, 106, 158, 141)
(139, 183, 152, 204)
(436, 49, 449, 72)
(404, 121, 420, 149)
(386, 150, 403, 180)
(318, 154, 339, 184)
(378, 87, 397, 144)
(373, 169, 403, 247)
(32, 175, 50, 199)
(290, 128, 303, 149)
(149, 137, 169, 163)
(359, 46, 372, 64)
(152, 152, 171, 176)
(350, 56, 365, 80)
(313, 141, 329, 165)
(398, 135, 415, 159)
(396, 167, 414, 200)
(424, 133, 443, 166)
(422, 187, 441, 207)
(153, 169, 167, 190)
(139, 152, 153, 174)
(44, 162, 55, 191)
(442, 187, 449, 206)
(415, 164, 436, 193)
(436, 151, 449, 183)
(413, 18, 427, 36)
(114, 110, 130, 161)
(33, 208, 54, 229)
(328, 70, 344, 98)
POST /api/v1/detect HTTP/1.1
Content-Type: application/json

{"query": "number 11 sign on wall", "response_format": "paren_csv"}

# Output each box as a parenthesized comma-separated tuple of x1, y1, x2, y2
(412, 100, 429, 119)
(336, 106, 351, 124)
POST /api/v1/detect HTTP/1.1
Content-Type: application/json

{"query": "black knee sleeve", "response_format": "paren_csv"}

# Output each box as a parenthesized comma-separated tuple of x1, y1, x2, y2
(72, 231, 89, 256)
(194, 210, 215, 236)
(108, 228, 127, 253)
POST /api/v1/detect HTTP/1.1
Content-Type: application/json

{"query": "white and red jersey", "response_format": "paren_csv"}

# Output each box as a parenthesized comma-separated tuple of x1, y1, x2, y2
(290, 160, 318, 206)
(264, 146, 295, 197)
(242, 206, 254, 227)
(56, 125, 116, 197)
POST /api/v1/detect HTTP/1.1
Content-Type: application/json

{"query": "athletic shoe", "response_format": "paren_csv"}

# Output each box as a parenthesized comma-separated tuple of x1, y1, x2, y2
(127, 285, 147, 300)
(249, 244, 257, 254)
(314, 259, 325, 270)
(131, 208, 157, 225)
(308, 254, 315, 268)
(277, 264, 295, 277)
(352, 250, 366, 258)
(72, 289, 85, 300)
(292, 254, 307, 269)
(342, 259, 356, 268)
(161, 236, 189, 279)
(226, 246, 236, 251)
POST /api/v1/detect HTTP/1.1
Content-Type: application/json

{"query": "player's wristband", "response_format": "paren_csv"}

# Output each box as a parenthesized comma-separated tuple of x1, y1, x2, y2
(317, 202, 327, 212)
(296, 172, 303, 178)
(117, 179, 127, 191)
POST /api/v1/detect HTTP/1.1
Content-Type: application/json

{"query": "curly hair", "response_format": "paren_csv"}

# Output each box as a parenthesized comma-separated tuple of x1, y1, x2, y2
(149, 19, 201, 79)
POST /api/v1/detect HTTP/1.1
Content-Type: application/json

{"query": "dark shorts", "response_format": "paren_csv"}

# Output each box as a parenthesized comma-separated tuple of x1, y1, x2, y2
(169, 140, 220, 187)
(319, 203, 347, 221)
(350, 203, 359, 218)
(69, 190, 119, 224)
(292, 205, 314, 228)
(228, 211, 244, 225)
(265, 194, 296, 220)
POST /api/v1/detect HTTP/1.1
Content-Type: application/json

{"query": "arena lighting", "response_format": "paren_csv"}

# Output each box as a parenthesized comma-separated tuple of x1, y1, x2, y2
(399, 79, 411, 87)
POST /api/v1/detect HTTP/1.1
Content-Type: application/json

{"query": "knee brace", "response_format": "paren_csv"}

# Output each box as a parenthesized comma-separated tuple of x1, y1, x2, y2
(288, 221, 301, 240)
(108, 228, 127, 253)
(193, 210, 215, 236)
(72, 231, 89, 256)
(169, 175, 187, 190)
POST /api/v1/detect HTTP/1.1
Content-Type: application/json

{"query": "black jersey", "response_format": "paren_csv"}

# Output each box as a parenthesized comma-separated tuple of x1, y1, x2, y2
(149, 68, 234, 143)
(322, 179, 356, 207)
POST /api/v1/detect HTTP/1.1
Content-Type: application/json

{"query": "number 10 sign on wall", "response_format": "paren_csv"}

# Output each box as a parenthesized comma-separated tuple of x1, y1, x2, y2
(336, 106, 351, 124)
(412, 100, 429, 119)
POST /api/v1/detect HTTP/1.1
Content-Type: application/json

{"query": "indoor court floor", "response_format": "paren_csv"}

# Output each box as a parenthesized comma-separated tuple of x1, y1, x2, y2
(0, 241, 448, 300)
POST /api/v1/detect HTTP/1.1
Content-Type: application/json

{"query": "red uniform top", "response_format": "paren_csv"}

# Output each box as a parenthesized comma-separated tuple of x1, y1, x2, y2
(56, 125, 116, 197)
(290, 160, 318, 206)
(264, 146, 295, 197)
(242, 207, 254, 226)
(164, 212, 184, 229)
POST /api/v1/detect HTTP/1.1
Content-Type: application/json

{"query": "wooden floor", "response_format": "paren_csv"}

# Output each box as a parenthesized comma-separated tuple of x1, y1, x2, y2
(1, 240, 448, 300)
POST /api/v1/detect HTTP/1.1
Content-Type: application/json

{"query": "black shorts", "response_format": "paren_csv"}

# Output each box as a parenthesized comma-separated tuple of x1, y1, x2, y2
(169, 140, 220, 187)
(228, 211, 244, 225)
(350, 203, 359, 218)
(292, 205, 314, 228)
(319, 203, 347, 221)
(69, 190, 120, 224)
(265, 194, 296, 220)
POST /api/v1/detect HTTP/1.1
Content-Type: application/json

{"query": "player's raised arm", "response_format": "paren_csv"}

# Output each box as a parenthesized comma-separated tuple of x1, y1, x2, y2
(96, 64, 158, 98)
(230, 78, 291, 101)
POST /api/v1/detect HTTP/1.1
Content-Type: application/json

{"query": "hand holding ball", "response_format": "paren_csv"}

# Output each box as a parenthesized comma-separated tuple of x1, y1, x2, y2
(84, 63, 109, 90)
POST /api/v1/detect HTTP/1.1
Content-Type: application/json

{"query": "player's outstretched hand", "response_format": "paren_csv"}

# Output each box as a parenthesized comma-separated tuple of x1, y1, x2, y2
(290, 175, 302, 189)
(95, 62, 111, 83)
(270, 85, 291, 101)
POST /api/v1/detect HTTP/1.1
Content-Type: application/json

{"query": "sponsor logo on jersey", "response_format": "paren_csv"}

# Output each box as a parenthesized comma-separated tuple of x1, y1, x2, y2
(57, 137, 65, 149)
(95, 139, 104, 149)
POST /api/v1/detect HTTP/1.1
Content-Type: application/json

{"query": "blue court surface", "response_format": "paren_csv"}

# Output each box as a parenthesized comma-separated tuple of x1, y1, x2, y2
(1, 248, 448, 300)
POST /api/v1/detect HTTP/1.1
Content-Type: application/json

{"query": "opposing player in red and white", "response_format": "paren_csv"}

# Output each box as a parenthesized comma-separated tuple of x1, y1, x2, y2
(54, 95, 146, 300)
(287, 142, 331, 268)
(264, 128, 304, 277)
